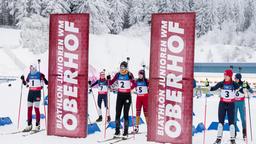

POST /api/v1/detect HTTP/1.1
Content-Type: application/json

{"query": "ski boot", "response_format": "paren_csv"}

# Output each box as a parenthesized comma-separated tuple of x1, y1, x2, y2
(132, 125, 139, 134)
(242, 128, 246, 139)
(122, 130, 128, 139)
(107, 116, 111, 122)
(22, 125, 32, 132)
(213, 138, 222, 144)
(33, 125, 40, 132)
(96, 115, 102, 122)
(230, 139, 236, 144)
(113, 129, 120, 138)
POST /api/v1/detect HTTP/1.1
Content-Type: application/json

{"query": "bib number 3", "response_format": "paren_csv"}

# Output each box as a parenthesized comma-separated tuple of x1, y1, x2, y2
(225, 91, 229, 98)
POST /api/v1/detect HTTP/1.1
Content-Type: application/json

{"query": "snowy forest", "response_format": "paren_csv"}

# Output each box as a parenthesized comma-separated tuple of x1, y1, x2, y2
(0, 0, 256, 55)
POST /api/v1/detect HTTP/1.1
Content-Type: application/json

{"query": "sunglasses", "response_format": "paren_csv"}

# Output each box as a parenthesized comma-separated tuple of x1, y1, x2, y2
(120, 66, 127, 70)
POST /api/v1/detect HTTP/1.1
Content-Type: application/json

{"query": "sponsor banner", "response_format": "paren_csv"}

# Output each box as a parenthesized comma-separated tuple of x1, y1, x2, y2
(48, 14, 89, 138)
(148, 13, 195, 143)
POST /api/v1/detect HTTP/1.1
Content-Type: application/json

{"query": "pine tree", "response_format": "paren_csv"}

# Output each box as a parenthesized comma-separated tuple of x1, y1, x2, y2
(195, 0, 216, 37)
(0, 0, 10, 25)
(123, 0, 133, 29)
(143, 0, 157, 24)
(108, 0, 127, 34)
(215, 0, 228, 30)
(158, 0, 172, 13)
(128, 0, 144, 25)
(75, 0, 111, 34)
(243, 0, 254, 30)
(42, 0, 70, 16)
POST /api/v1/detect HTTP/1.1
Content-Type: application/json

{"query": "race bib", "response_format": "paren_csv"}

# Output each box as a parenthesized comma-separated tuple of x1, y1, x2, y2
(118, 80, 131, 90)
(235, 90, 244, 99)
(220, 89, 235, 100)
(136, 86, 148, 95)
(98, 85, 108, 93)
(29, 79, 41, 88)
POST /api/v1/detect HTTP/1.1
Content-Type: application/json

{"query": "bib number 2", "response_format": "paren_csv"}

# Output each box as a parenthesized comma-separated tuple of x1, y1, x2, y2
(120, 81, 125, 88)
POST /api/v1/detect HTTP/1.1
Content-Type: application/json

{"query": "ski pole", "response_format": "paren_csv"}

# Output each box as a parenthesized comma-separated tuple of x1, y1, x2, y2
(38, 59, 47, 129)
(245, 90, 253, 143)
(126, 57, 135, 139)
(88, 114, 92, 125)
(104, 99, 108, 139)
(126, 57, 130, 69)
(131, 99, 135, 139)
(203, 94, 208, 144)
(238, 67, 242, 73)
(90, 88, 100, 117)
(104, 86, 110, 139)
(104, 70, 109, 139)
(17, 82, 23, 129)
(142, 64, 146, 71)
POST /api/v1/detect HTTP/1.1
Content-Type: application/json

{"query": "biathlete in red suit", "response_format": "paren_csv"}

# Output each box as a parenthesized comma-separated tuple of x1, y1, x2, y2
(133, 69, 149, 134)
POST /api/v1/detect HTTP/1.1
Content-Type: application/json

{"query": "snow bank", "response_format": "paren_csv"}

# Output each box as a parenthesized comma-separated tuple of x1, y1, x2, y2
(0, 28, 21, 48)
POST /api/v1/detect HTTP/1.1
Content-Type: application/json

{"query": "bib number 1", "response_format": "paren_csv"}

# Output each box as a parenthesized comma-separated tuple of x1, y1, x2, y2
(32, 80, 34, 86)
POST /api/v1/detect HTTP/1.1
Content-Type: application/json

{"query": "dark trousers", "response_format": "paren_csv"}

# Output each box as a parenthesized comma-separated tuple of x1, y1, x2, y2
(218, 101, 235, 125)
(27, 90, 41, 126)
(115, 92, 131, 132)
(97, 94, 108, 109)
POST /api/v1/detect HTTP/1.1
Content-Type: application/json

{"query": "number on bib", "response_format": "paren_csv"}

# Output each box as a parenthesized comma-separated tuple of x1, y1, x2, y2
(98, 85, 107, 92)
(120, 81, 125, 88)
(118, 80, 130, 89)
(29, 79, 41, 88)
(225, 91, 229, 98)
(136, 86, 148, 95)
(139, 87, 142, 93)
(236, 91, 239, 97)
(221, 89, 235, 99)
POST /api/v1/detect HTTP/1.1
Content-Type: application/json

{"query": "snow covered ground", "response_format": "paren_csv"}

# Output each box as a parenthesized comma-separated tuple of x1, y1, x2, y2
(193, 94, 256, 144)
(1, 80, 255, 144)
(0, 28, 256, 143)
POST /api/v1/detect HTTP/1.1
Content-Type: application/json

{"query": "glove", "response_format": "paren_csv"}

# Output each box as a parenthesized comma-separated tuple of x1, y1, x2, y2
(205, 80, 209, 87)
(107, 75, 111, 80)
(242, 81, 248, 88)
(129, 73, 133, 79)
(44, 79, 48, 85)
(88, 80, 92, 85)
(20, 75, 25, 80)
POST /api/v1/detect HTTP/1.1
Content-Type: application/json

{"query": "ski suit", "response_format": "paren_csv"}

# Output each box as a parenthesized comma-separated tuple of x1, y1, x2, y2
(210, 80, 239, 140)
(22, 71, 48, 126)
